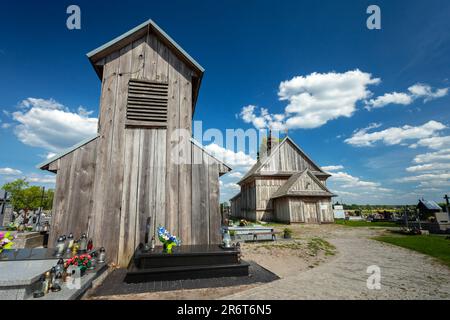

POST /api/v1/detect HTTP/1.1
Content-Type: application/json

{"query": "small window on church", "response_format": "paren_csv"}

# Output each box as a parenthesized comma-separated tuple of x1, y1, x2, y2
(126, 79, 168, 128)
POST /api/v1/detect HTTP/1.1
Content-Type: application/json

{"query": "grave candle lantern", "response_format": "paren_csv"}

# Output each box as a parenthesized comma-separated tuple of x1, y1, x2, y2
(222, 231, 232, 248)
(33, 275, 46, 298)
(79, 233, 88, 252)
(87, 239, 93, 251)
(56, 236, 65, 257)
(51, 273, 62, 292)
(50, 267, 57, 287)
(72, 240, 79, 255)
(98, 247, 106, 263)
(61, 234, 67, 251)
(44, 271, 51, 294)
(55, 258, 65, 274)
(67, 233, 74, 252)
(90, 252, 97, 270)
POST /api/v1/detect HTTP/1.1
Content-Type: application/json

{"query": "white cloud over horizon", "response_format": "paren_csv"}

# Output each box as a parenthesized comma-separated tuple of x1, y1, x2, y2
(11, 98, 97, 152)
(0, 167, 22, 175)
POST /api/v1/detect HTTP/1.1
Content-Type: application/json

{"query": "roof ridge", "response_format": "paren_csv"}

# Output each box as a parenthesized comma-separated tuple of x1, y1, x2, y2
(36, 135, 99, 169)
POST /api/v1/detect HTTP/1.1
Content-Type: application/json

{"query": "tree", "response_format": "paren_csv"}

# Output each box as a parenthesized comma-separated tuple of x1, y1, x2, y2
(43, 189, 54, 210)
(2, 179, 51, 212)
(2, 179, 29, 211)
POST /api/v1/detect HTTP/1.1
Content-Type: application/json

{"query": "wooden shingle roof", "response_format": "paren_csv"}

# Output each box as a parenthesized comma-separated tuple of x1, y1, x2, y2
(271, 169, 336, 199)
(238, 136, 329, 185)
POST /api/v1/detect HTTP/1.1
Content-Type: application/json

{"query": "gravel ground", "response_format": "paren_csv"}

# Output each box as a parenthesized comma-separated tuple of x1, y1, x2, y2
(224, 226, 450, 300)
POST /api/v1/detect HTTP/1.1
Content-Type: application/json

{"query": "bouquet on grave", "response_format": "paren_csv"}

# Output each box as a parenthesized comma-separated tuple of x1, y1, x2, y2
(0, 231, 15, 253)
(64, 254, 92, 272)
(157, 226, 181, 253)
(6, 222, 18, 231)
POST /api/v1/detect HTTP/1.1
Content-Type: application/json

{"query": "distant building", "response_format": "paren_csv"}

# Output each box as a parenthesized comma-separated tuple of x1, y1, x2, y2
(230, 135, 335, 224)
(333, 204, 345, 219)
(417, 199, 442, 220)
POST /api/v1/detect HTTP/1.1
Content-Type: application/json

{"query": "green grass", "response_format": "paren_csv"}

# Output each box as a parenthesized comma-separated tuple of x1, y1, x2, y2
(335, 220, 398, 228)
(373, 234, 450, 268)
(307, 237, 336, 256)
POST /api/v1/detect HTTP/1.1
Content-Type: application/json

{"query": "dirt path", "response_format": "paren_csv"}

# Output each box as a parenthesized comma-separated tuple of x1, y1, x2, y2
(224, 226, 450, 300)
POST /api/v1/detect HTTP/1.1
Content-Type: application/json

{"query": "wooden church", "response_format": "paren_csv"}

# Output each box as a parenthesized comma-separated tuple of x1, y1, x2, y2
(38, 19, 231, 266)
(230, 135, 335, 224)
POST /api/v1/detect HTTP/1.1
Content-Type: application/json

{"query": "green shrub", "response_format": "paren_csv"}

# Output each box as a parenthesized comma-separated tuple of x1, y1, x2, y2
(283, 228, 293, 238)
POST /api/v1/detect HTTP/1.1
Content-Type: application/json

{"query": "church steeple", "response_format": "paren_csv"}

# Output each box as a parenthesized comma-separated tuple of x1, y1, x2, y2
(267, 129, 273, 154)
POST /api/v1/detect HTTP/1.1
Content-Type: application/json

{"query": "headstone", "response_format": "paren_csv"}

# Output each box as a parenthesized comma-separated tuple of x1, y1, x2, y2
(333, 205, 345, 219)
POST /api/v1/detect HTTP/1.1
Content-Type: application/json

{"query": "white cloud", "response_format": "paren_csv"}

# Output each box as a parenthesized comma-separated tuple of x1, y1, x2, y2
(329, 171, 392, 194)
(413, 149, 450, 164)
(281, 70, 380, 129)
(46, 152, 57, 159)
(366, 83, 448, 110)
(27, 174, 56, 185)
(12, 98, 97, 152)
(410, 135, 450, 150)
(330, 190, 358, 198)
(77, 106, 94, 117)
(222, 182, 240, 191)
(19, 98, 66, 111)
(345, 120, 446, 147)
(204, 143, 256, 169)
(330, 171, 379, 188)
(366, 92, 413, 109)
(322, 165, 344, 172)
(240, 105, 286, 130)
(401, 148, 450, 191)
(239, 69, 380, 130)
(1, 123, 12, 129)
(397, 172, 450, 183)
(0, 167, 22, 175)
(406, 162, 450, 173)
(408, 83, 448, 102)
(228, 171, 243, 178)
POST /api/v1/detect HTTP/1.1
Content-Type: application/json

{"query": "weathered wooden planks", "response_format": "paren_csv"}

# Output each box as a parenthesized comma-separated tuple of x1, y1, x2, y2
(48, 139, 97, 246)
(165, 47, 180, 238)
(46, 28, 227, 266)
(178, 62, 193, 244)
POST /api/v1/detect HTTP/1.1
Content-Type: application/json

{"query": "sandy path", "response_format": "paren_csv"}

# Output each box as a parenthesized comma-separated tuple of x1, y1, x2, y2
(224, 227, 450, 300)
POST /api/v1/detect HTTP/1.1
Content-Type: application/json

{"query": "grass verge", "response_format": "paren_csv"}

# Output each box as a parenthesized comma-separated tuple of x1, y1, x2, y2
(335, 220, 398, 228)
(373, 234, 450, 268)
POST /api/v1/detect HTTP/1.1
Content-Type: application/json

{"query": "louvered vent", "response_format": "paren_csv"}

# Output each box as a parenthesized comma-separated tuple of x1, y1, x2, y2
(126, 79, 168, 127)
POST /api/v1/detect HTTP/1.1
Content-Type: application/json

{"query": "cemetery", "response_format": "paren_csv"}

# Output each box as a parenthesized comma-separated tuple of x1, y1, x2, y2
(1, 17, 449, 301)
(0, 19, 264, 300)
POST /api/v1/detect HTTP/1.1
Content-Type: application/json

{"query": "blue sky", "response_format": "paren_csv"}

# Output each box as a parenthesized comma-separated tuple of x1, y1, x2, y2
(1, 0, 450, 204)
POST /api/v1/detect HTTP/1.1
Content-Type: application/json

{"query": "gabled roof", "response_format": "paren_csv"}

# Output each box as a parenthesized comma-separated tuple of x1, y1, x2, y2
(230, 192, 241, 202)
(418, 199, 442, 211)
(190, 138, 232, 176)
(37, 135, 232, 176)
(37, 135, 99, 171)
(238, 136, 328, 184)
(87, 19, 204, 109)
(271, 169, 336, 199)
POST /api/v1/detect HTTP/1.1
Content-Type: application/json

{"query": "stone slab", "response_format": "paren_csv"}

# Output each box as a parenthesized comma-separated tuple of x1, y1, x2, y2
(0, 259, 57, 286)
